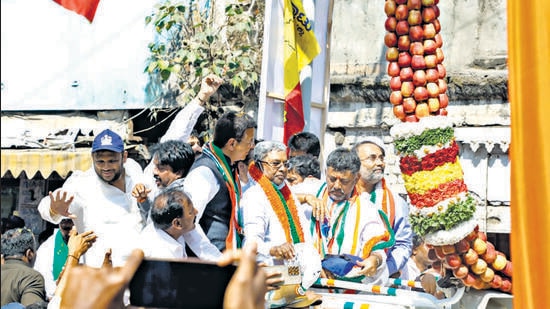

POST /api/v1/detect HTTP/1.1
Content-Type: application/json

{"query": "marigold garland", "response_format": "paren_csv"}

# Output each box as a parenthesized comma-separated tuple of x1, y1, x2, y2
(248, 162, 304, 243)
(402, 160, 464, 194)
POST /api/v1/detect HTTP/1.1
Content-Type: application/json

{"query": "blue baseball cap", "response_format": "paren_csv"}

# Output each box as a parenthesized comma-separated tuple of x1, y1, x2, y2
(91, 129, 124, 153)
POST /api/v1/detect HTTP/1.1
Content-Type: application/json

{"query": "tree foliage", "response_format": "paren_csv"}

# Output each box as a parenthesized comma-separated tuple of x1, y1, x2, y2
(145, 0, 263, 112)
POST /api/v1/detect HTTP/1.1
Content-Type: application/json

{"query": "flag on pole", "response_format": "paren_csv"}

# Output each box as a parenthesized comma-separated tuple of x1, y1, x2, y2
(283, 0, 321, 144)
(53, 0, 100, 23)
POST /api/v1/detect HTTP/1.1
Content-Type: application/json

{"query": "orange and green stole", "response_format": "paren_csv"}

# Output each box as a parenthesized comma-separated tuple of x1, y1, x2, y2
(202, 143, 243, 250)
(248, 162, 305, 244)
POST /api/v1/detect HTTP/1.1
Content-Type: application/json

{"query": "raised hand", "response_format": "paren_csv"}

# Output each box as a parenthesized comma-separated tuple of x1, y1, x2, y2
(131, 183, 151, 203)
(49, 190, 75, 218)
(197, 74, 224, 103)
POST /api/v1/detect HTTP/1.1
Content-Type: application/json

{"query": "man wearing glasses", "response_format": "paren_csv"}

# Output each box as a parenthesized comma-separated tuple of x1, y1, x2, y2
(352, 137, 413, 280)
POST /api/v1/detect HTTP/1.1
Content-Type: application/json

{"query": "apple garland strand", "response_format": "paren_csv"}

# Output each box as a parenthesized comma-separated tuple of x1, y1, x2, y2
(384, 0, 512, 293)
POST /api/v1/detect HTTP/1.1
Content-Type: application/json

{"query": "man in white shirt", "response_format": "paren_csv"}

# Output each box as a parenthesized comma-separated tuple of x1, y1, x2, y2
(33, 218, 74, 300)
(140, 188, 221, 261)
(38, 129, 146, 268)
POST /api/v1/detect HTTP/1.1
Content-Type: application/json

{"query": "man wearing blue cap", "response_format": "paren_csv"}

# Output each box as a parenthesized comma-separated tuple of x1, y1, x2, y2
(37, 128, 146, 268)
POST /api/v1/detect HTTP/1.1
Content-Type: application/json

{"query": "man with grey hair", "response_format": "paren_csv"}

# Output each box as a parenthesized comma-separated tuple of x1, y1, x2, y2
(1, 227, 46, 307)
(352, 137, 413, 279)
(241, 141, 321, 308)
(310, 147, 390, 285)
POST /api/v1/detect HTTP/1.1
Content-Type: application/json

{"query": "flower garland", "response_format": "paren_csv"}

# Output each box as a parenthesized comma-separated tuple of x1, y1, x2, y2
(400, 141, 459, 175)
(248, 162, 304, 243)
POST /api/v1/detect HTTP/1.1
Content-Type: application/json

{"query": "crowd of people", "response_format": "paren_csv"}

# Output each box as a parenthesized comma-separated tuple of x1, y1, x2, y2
(1, 74, 448, 309)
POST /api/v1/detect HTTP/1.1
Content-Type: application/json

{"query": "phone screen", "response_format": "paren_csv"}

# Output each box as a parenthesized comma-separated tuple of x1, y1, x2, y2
(129, 258, 237, 309)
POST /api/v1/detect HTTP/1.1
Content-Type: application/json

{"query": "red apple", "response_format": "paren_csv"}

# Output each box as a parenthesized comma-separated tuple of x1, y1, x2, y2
(438, 107, 448, 116)
(414, 86, 429, 101)
(439, 93, 449, 108)
(393, 104, 406, 121)
(433, 19, 441, 33)
(445, 253, 462, 269)
(454, 238, 471, 254)
(409, 25, 424, 42)
(400, 67, 414, 81)
(396, 0, 407, 4)
(481, 242, 497, 264)
(501, 261, 513, 278)
(413, 69, 427, 86)
(425, 68, 439, 82)
(490, 274, 503, 289)
(388, 61, 401, 77)
(477, 231, 488, 242)
(465, 229, 479, 242)
(473, 277, 489, 290)
(471, 258, 488, 275)
(390, 91, 403, 105)
(390, 76, 402, 91)
(437, 78, 447, 94)
(433, 4, 440, 18)
(395, 4, 409, 20)
(435, 47, 445, 63)
(424, 54, 438, 68)
(396, 20, 410, 35)
(422, 7, 436, 23)
(403, 97, 417, 113)
(398, 52, 412, 67)
(423, 23, 436, 39)
(427, 97, 440, 112)
(461, 272, 477, 287)
(401, 81, 415, 97)
(385, 32, 398, 47)
(423, 39, 438, 54)
(500, 278, 512, 293)
(434, 33, 443, 47)
(409, 42, 424, 55)
(453, 265, 469, 279)
(411, 55, 426, 70)
(405, 113, 418, 122)
(426, 82, 440, 98)
(385, 16, 398, 32)
(473, 238, 487, 255)
(384, 0, 397, 16)
(415, 102, 429, 118)
(421, 0, 435, 6)
(398, 35, 411, 51)
(463, 248, 479, 266)
(407, 9, 422, 26)
(437, 63, 447, 78)
(407, 0, 422, 10)
(480, 267, 495, 283)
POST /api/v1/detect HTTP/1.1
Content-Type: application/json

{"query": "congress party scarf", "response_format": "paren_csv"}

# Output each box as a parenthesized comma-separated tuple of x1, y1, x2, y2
(248, 162, 304, 243)
(53, 230, 68, 280)
(202, 142, 243, 249)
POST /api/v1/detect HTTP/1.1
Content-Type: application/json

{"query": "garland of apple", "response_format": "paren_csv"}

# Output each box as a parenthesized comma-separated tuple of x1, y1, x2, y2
(383, 0, 512, 293)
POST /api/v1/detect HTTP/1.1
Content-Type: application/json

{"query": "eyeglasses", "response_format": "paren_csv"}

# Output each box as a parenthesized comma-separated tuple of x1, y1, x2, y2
(360, 155, 385, 163)
(259, 160, 289, 169)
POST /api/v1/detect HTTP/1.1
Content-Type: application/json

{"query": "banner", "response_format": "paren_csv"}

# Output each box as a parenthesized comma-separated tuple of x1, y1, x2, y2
(53, 0, 100, 23)
(283, 0, 321, 144)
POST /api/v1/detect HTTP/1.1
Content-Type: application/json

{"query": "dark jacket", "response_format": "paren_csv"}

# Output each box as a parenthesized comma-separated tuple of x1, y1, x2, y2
(1, 259, 46, 306)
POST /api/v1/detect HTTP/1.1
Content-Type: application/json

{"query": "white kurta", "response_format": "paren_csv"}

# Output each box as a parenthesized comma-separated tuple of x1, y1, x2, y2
(33, 229, 59, 299)
(312, 192, 389, 285)
(241, 182, 312, 264)
(38, 159, 145, 268)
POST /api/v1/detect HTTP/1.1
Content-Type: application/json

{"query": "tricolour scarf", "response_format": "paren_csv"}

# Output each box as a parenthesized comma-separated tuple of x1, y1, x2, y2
(202, 142, 243, 250)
